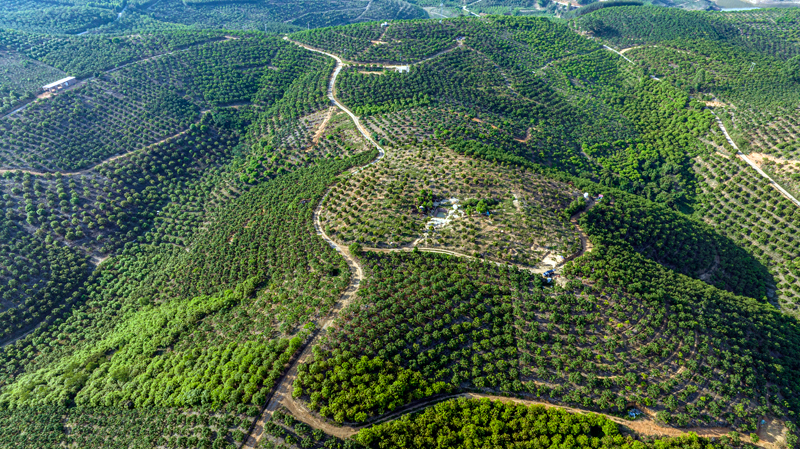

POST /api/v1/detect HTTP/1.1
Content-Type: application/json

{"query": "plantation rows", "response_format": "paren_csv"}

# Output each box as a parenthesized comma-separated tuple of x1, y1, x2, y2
(540, 48, 633, 99)
(623, 40, 800, 109)
(260, 408, 357, 449)
(0, 10, 797, 447)
(0, 2, 115, 35)
(172, 152, 374, 316)
(148, 0, 295, 32)
(320, 112, 582, 266)
(593, 80, 713, 206)
(0, 81, 197, 172)
(756, 157, 800, 204)
(291, 24, 385, 60)
(581, 192, 769, 300)
(695, 152, 800, 314)
(19, 31, 223, 78)
(2, 278, 307, 409)
(0, 34, 326, 172)
(0, 110, 247, 342)
(356, 397, 731, 449)
(574, 6, 800, 61)
(0, 46, 336, 341)
(0, 404, 263, 449)
(0, 0, 424, 36)
(296, 251, 521, 423)
(0, 99, 360, 341)
(566, 245, 800, 437)
(295, 17, 720, 207)
(282, 0, 423, 29)
(293, 237, 800, 436)
(128, 0, 424, 34)
(334, 47, 581, 143)
(0, 152, 376, 443)
(694, 8, 800, 50)
(1, 113, 241, 250)
(731, 106, 800, 160)
(0, 50, 66, 115)
(0, 214, 89, 343)
(465, 16, 597, 72)
(242, 108, 370, 184)
(293, 15, 597, 66)
(0, 118, 357, 441)
(106, 34, 283, 108)
(354, 0, 426, 23)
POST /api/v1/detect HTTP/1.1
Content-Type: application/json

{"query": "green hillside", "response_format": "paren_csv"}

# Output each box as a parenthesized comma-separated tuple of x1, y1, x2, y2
(0, 4, 799, 449)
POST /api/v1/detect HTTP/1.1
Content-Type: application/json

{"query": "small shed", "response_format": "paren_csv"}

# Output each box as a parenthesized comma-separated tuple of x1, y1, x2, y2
(395, 66, 410, 73)
(42, 77, 77, 93)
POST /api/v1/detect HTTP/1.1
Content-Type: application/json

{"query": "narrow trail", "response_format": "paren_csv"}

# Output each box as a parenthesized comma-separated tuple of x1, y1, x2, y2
(76, 3, 127, 36)
(245, 39, 595, 449)
(603, 44, 635, 64)
(463, 0, 482, 17)
(535, 46, 604, 72)
(284, 37, 386, 162)
(709, 109, 800, 208)
(354, 0, 373, 20)
(286, 35, 462, 71)
(311, 107, 335, 146)
(604, 44, 792, 208)
(619, 45, 643, 54)
(378, 40, 463, 70)
(242, 35, 772, 449)
(244, 39, 386, 449)
(249, 390, 735, 444)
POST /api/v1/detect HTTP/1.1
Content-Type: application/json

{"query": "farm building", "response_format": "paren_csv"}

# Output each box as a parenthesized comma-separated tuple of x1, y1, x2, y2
(42, 77, 77, 93)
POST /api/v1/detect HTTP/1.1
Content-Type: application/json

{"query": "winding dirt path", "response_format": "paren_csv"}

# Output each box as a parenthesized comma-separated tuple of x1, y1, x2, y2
(244, 39, 387, 449)
(243, 41, 597, 449)
(463, 0, 482, 17)
(250, 390, 736, 444)
(284, 37, 386, 163)
(286, 35, 462, 71)
(709, 109, 800, 208)
(241, 34, 791, 449)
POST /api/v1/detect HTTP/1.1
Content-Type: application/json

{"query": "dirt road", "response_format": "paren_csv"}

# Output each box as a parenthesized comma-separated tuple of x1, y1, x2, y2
(248, 389, 741, 445)
(709, 110, 800, 208)
(603, 44, 635, 65)
(243, 40, 631, 449)
(244, 39, 389, 449)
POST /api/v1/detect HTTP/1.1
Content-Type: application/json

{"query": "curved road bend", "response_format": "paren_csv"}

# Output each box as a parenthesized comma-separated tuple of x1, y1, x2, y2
(244, 38, 387, 449)
(283, 36, 386, 165)
(245, 39, 594, 449)
(242, 36, 786, 449)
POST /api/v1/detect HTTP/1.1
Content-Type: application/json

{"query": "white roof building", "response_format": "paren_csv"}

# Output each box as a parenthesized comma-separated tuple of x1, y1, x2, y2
(42, 77, 77, 91)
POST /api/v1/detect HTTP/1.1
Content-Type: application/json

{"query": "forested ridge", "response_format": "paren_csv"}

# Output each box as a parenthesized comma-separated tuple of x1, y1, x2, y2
(0, 4, 799, 449)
